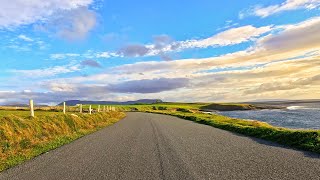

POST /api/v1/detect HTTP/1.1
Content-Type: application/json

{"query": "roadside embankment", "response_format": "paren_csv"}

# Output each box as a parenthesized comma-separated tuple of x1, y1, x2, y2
(144, 110, 320, 154)
(0, 111, 125, 171)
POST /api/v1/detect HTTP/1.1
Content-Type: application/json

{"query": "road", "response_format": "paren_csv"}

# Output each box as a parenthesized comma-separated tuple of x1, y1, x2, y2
(0, 112, 320, 180)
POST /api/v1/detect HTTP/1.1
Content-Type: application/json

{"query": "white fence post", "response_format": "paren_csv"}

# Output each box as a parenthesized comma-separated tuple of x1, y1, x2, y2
(98, 105, 100, 112)
(103, 106, 106, 112)
(89, 105, 92, 114)
(29, 99, 34, 117)
(63, 102, 66, 114)
(80, 104, 83, 113)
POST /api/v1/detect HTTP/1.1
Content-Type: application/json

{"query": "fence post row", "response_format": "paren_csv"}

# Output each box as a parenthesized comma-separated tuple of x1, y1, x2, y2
(27, 101, 118, 118)
(63, 102, 66, 114)
(29, 99, 34, 117)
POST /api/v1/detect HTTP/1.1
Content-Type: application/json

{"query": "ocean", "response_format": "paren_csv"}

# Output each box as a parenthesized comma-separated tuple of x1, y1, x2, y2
(218, 102, 320, 130)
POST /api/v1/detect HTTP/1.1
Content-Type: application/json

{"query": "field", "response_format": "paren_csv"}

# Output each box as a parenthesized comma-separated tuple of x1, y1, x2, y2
(0, 101, 319, 172)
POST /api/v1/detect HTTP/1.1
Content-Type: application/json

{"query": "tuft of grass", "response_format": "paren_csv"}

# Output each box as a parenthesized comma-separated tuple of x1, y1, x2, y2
(0, 111, 125, 171)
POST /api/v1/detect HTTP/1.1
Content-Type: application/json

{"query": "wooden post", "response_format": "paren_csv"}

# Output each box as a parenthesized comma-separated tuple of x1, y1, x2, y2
(63, 102, 66, 114)
(103, 106, 106, 112)
(89, 105, 92, 114)
(98, 105, 100, 113)
(29, 99, 34, 117)
(80, 104, 83, 113)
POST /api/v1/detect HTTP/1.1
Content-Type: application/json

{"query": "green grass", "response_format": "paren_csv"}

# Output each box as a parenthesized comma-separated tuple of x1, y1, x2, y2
(150, 110, 320, 153)
(0, 111, 125, 171)
(0, 110, 61, 118)
(112, 103, 320, 154)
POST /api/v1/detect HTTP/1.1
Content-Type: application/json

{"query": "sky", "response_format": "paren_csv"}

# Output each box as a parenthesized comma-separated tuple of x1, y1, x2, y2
(0, 0, 320, 105)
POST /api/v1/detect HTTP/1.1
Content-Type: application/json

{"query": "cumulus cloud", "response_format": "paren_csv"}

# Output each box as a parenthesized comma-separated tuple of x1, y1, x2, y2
(80, 60, 102, 68)
(0, 0, 93, 29)
(55, 7, 97, 41)
(240, 0, 320, 18)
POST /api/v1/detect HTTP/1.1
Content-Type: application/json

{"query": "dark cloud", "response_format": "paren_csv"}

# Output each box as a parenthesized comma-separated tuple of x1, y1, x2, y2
(0, 85, 114, 105)
(108, 78, 189, 93)
(117, 34, 174, 59)
(81, 60, 102, 68)
(153, 34, 173, 49)
(0, 77, 189, 105)
(118, 44, 150, 57)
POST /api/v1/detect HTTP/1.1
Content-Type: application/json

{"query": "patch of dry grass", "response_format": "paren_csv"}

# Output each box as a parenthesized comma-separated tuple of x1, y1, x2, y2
(0, 111, 125, 171)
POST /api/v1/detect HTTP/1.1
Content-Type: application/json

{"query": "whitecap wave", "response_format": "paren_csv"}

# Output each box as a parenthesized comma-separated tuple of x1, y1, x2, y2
(287, 106, 305, 110)
(286, 106, 320, 110)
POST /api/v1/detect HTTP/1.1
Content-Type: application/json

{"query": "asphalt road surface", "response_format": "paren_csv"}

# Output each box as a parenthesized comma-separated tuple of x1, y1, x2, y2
(1, 112, 320, 180)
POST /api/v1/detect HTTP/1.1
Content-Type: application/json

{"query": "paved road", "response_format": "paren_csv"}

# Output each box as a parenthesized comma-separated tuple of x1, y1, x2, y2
(0, 112, 320, 180)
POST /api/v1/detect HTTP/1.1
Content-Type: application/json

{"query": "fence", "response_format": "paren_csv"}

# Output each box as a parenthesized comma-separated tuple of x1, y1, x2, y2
(18, 99, 118, 117)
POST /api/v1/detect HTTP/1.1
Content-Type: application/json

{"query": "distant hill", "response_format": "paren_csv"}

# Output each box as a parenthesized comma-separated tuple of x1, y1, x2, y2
(58, 99, 163, 106)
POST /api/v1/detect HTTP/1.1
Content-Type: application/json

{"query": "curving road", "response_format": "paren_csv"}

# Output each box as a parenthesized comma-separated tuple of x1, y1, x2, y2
(0, 112, 320, 180)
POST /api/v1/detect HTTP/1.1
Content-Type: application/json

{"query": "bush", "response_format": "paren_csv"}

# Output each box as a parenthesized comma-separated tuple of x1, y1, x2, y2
(176, 108, 192, 113)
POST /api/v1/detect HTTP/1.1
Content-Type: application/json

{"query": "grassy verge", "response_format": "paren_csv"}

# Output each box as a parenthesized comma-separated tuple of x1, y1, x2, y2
(141, 109, 320, 154)
(0, 111, 125, 171)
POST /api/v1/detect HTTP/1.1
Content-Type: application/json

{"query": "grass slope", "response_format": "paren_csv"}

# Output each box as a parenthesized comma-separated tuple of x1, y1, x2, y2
(0, 111, 125, 171)
(146, 110, 320, 154)
(113, 102, 320, 154)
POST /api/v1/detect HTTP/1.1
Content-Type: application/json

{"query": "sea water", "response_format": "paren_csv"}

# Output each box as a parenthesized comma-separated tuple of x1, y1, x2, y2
(218, 103, 320, 130)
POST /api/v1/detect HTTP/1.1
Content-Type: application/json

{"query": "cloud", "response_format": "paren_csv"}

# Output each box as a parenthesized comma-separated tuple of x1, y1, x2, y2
(117, 25, 272, 58)
(240, 0, 320, 18)
(50, 53, 80, 59)
(108, 78, 190, 93)
(10, 63, 81, 77)
(17, 35, 33, 42)
(257, 17, 320, 52)
(245, 74, 320, 94)
(0, 0, 93, 29)
(95, 52, 120, 58)
(80, 60, 102, 68)
(118, 44, 150, 57)
(55, 7, 97, 41)
(3, 35, 49, 51)
(113, 17, 320, 76)
(176, 25, 272, 48)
